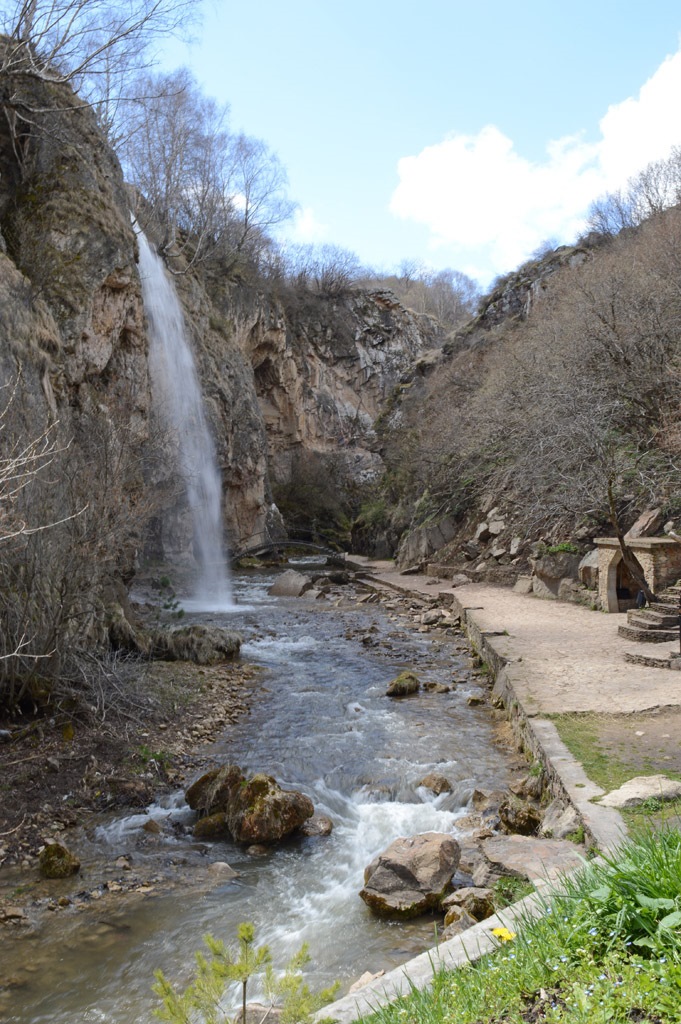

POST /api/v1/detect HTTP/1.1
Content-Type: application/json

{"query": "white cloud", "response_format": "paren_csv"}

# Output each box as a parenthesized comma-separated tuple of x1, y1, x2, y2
(390, 47, 681, 284)
(289, 205, 328, 243)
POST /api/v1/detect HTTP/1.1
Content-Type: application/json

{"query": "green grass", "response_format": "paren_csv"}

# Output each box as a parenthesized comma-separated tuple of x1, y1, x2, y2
(359, 829, 681, 1024)
(549, 713, 638, 792)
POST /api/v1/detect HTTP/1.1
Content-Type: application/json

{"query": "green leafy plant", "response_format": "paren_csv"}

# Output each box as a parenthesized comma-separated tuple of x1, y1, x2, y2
(153, 922, 338, 1024)
(545, 541, 580, 555)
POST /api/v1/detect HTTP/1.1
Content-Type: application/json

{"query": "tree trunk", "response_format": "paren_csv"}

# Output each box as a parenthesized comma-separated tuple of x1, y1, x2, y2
(607, 478, 656, 605)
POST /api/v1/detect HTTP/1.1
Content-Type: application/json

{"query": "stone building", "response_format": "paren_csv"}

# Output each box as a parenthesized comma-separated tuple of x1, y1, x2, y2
(594, 537, 681, 612)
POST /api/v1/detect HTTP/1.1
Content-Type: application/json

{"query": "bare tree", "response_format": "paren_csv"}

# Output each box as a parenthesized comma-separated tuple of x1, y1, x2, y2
(124, 69, 295, 272)
(0, 0, 199, 154)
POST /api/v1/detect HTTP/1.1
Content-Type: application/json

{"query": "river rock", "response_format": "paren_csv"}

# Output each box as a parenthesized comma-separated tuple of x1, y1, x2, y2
(442, 907, 477, 938)
(187, 765, 314, 844)
(207, 861, 239, 879)
(386, 671, 420, 697)
(421, 609, 445, 626)
(193, 812, 230, 839)
(186, 764, 244, 815)
(360, 832, 460, 918)
(480, 835, 585, 883)
(268, 570, 314, 597)
(227, 774, 314, 844)
(348, 970, 385, 994)
(598, 775, 681, 808)
(418, 773, 452, 795)
(441, 886, 495, 921)
(39, 843, 80, 879)
(299, 815, 334, 837)
(498, 796, 541, 836)
(152, 625, 241, 664)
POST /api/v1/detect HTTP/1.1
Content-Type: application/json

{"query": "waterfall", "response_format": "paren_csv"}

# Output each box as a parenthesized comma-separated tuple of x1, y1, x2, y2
(135, 225, 235, 609)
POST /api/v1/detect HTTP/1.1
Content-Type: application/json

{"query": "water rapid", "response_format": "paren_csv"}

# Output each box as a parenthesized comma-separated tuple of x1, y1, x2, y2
(0, 569, 521, 1023)
(135, 226, 234, 609)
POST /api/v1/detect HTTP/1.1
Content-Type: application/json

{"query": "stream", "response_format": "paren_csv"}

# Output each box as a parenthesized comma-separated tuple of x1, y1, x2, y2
(2, 566, 520, 1023)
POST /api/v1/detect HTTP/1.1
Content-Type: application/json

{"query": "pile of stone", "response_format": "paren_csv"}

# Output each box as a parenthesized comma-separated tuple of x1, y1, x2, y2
(358, 774, 585, 937)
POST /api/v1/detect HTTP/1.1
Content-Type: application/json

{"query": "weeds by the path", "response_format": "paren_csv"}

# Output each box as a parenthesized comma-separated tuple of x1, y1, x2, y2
(360, 829, 681, 1023)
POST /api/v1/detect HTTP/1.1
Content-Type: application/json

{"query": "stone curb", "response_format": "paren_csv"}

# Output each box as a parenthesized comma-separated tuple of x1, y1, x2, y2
(315, 892, 547, 1024)
(448, 592, 628, 855)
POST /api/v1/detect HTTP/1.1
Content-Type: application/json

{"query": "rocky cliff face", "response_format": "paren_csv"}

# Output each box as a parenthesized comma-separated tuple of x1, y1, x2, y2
(0, 61, 437, 583)
(234, 287, 437, 500)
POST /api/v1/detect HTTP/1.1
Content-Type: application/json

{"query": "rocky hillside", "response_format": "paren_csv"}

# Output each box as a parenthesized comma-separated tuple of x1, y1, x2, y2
(362, 214, 681, 590)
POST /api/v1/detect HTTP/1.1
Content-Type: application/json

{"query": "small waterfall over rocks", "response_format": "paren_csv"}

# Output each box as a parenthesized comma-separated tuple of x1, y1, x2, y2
(135, 225, 235, 609)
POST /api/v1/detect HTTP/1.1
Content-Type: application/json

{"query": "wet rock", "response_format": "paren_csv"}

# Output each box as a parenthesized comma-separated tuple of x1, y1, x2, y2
(151, 625, 241, 665)
(467, 694, 485, 707)
(442, 886, 495, 921)
(228, 774, 314, 844)
(38, 843, 80, 879)
(142, 818, 162, 834)
(186, 764, 244, 815)
(360, 832, 460, 919)
(299, 815, 334, 837)
(418, 773, 452, 796)
(1, 907, 28, 922)
(107, 777, 154, 807)
(207, 861, 239, 879)
(114, 856, 132, 870)
(386, 671, 420, 697)
(246, 844, 269, 856)
(187, 765, 314, 844)
(423, 681, 451, 693)
(268, 570, 314, 598)
(442, 906, 477, 938)
(193, 813, 230, 839)
(498, 797, 541, 836)
(472, 788, 506, 814)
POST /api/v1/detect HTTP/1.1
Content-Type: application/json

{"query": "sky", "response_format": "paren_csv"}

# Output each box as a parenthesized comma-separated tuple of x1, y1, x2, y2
(160, 1, 681, 286)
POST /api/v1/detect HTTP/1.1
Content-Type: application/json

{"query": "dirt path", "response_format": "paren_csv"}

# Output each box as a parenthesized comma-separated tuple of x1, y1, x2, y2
(354, 559, 681, 779)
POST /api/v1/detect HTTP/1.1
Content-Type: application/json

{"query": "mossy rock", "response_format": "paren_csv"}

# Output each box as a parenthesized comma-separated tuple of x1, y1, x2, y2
(193, 812, 230, 839)
(386, 671, 420, 697)
(39, 843, 80, 879)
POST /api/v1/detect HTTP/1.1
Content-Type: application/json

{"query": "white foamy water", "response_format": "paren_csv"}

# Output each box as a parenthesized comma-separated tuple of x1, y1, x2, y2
(135, 225, 235, 609)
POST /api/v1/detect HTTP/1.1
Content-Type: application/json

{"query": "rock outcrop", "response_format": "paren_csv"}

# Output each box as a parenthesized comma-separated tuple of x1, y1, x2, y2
(185, 765, 315, 844)
(359, 832, 460, 918)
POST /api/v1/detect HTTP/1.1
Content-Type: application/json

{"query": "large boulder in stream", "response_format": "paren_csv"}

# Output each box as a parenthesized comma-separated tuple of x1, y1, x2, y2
(268, 570, 314, 597)
(151, 625, 241, 664)
(360, 832, 460, 918)
(185, 765, 314, 844)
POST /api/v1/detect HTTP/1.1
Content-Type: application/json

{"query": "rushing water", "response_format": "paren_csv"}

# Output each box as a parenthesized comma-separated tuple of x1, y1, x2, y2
(1, 569, 519, 1023)
(135, 226, 234, 609)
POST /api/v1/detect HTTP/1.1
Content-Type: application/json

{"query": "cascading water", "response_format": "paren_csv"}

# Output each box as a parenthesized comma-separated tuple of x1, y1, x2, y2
(135, 225, 235, 609)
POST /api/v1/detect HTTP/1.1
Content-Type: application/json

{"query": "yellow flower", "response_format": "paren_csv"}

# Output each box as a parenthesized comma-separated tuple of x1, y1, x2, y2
(492, 926, 516, 943)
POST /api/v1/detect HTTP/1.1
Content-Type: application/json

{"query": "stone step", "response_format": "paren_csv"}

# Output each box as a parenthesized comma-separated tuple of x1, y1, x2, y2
(649, 601, 679, 615)
(618, 624, 679, 643)
(624, 650, 681, 669)
(626, 610, 679, 629)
